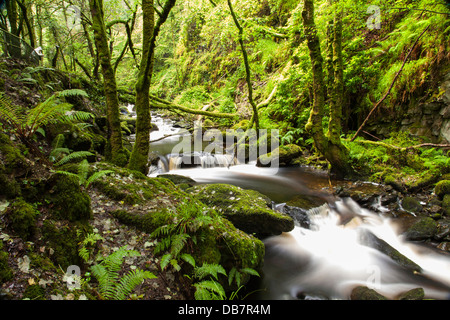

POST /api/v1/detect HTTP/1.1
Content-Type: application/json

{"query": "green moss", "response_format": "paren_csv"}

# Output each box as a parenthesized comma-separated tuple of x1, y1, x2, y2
(401, 197, 423, 213)
(0, 242, 13, 284)
(403, 217, 438, 241)
(257, 144, 303, 167)
(188, 183, 294, 237)
(442, 194, 450, 216)
(112, 208, 172, 233)
(8, 198, 38, 240)
(42, 220, 91, 269)
(23, 284, 45, 300)
(93, 163, 178, 205)
(47, 173, 92, 221)
(397, 288, 425, 300)
(29, 252, 56, 272)
(0, 132, 28, 175)
(435, 180, 450, 199)
(0, 173, 21, 199)
(350, 286, 388, 300)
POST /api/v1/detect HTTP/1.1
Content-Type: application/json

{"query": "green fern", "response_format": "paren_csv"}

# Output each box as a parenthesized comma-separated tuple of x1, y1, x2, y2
(194, 263, 227, 281)
(193, 280, 226, 300)
(55, 159, 114, 188)
(90, 246, 156, 300)
(53, 151, 95, 166)
(78, 232, 104, 263)
(57, 89, 89, 99)
(0, 90, 92, 145)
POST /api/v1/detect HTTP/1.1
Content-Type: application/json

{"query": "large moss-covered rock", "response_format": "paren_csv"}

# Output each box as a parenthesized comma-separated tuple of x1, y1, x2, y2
(0, 133, 29, 199)
(350, 286, 388, 300)
(42, 219, 91, 269)
(435, 180, 450, 199)
(187, 183, 294, 237)
(401, 197, 423, 214)
(257, 144, 303, 167)
(46, 173, 92, 221)
(402, 217, 438, 241)
(7, 198, 38, 241)
(0, 242, 13, 284)
(92, 165, 265, 289)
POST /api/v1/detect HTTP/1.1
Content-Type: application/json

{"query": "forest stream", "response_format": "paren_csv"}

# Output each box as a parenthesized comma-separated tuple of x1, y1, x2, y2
(137, 111, 450, 300)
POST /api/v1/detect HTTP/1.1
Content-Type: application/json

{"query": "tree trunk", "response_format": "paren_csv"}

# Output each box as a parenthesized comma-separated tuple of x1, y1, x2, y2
(227, 0, 259, 132)
(127, 0, 155, 174)
(128, 0, 177, 174)
(302, 0, 352, 178)
(89, 0, 127, 167)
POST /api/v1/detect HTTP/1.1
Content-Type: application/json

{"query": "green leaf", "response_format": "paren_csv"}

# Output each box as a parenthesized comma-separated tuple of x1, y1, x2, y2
(180, 253, 196, 267)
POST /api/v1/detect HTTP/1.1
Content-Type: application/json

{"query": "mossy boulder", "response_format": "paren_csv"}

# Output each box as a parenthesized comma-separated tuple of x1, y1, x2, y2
(157, 174, 196, 188)
(42, 219, 91, 269)
(401, 197, 423, 214)
(92, 162, 178, 205)
(350, 286, 388, 300)
(112, 200, 264, 289)
(442, 194, 450, 216)
(46, 173, 92, 221)
(435, 180, 450, 199)
(187, 183, 294, 237)
(257, 144, 303, 167)
(0, 133, 30, 199)
(402, 217, 438, 241)
(0, 242, 13, 284)
(7, 198, 38, 241)
(396, 288, 425, 300)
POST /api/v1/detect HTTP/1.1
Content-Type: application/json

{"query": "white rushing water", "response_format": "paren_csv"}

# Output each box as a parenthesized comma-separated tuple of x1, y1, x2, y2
(144, 111, 450, 300)
(263, 199, 450, 300)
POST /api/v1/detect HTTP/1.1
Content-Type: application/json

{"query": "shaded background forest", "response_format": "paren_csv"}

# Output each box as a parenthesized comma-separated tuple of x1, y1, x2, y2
(1, 0, 450, 181)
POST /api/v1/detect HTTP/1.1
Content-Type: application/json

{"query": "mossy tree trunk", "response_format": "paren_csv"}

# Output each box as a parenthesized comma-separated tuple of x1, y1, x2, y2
(302, 0, 353, 178)
(227, 0, 259, 132)
(89, 0, 127, 167)
(127, 0, 154, 174)
(128, 0, 176, 174)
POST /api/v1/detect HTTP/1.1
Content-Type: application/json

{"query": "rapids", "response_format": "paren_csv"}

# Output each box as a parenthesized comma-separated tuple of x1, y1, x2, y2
(142, 111, 450, 300)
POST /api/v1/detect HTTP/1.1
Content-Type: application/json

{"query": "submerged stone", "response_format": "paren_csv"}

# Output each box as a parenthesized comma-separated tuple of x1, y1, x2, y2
(350, 286, 388, 300)
(396, 287, 425, 300)
(402, 217, 438, 241)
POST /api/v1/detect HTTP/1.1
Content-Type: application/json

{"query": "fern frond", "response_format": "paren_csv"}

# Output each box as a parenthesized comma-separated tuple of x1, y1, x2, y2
(61, 110, 94, 123)
(0, 93, 25, 132)
(194, 280, 226, 300)
(180, 253, 196, 267)
(114, 269, 156, 300)
(91, 264, 116, 299)
(78, 159, 90, 183)
(102, 247, 141, 274)
(86, 170, 114, 188)
(170, 233, 190, 257)
(160, 253, 173, 270)
(49, 147, 70, 162)
(240, 267, 260, 277)
(57, 89, 89, 98)
(194, 263, 227, 281)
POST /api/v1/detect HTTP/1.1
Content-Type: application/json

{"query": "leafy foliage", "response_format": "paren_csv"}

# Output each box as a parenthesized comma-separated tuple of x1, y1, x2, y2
(90, 246, 156, 300)
(55, 159, 114, 188)
(0, 90, 92, 145)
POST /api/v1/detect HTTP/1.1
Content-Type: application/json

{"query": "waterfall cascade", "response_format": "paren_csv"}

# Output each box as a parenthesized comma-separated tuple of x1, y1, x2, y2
(263, 198, 450, 300)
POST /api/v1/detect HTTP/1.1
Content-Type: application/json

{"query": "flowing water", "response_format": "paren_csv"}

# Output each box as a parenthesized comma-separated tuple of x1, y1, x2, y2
(143, 112, 450, 300)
